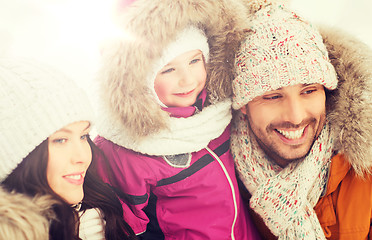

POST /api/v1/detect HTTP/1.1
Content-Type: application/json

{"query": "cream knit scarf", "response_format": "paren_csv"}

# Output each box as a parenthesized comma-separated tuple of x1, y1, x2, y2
(98, 99, 232, 156)
(231, 111, 335, 239)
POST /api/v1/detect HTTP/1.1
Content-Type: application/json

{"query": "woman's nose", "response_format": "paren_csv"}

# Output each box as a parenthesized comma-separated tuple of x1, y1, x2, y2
(70, 141, 91, 165)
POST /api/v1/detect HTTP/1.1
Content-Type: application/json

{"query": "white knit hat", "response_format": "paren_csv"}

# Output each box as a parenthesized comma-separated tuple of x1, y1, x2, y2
(147, 25, 210, 107)
(232, 4, 338, 110)
(0, 59, 94, 181)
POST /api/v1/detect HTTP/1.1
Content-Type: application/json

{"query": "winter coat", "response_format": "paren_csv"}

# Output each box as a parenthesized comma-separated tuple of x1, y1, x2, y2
(230, 1, 372, 238)
(315, 154, 372, 240)
(95, 92, 260, 239)
(95, 124, 259, 239)
(242, 153, 372, 240)
(0, 187, 54, 240)
(94, 0, 260, 239)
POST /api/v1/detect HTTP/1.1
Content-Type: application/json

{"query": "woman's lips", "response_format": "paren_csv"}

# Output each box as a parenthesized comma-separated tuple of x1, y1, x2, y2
(63, 172, 85, 185)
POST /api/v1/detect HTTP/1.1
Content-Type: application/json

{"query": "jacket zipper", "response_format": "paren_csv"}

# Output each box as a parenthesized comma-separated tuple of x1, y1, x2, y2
(206, 147, 237, 240)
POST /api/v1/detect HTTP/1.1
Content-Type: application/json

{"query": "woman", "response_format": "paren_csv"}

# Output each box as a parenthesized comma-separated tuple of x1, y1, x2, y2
(0, 59, 136, 240)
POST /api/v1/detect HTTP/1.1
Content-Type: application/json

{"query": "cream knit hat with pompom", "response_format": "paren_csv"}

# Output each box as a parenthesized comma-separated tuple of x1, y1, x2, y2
(232, 4, 337, 110)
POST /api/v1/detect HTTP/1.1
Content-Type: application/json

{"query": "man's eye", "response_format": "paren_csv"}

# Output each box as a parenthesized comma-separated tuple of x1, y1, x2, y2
(302, 89, 317, 95)
(263, 95, 281, 100)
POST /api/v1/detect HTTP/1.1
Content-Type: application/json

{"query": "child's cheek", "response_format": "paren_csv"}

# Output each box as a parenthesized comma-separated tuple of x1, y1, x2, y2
(155, 79, 172, 103)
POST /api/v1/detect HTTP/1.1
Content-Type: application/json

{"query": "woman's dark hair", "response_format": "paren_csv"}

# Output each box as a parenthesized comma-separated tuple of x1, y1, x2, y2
(2, 137, 136, 240)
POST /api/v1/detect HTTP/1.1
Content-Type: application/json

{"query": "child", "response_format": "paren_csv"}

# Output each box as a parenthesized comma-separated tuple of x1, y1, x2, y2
(0, 59, 136, 240)
(93, 1, 260, 239)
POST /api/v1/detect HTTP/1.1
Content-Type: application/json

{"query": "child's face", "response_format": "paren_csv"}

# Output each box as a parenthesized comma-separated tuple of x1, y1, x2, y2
(154, 49, 207, 107)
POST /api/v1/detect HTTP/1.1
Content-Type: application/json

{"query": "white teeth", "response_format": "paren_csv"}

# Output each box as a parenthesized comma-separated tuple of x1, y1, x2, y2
(65, 174, 81, 180)
(179, 90, 191, 95)
(277, 128, 305, 139)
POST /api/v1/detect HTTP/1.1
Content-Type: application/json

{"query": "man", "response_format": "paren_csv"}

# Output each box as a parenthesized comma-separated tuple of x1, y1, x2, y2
(230, 3, 372, 240)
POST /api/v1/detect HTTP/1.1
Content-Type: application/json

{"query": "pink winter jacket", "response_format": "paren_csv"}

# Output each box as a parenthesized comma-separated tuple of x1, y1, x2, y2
(94, 102, 260, 240)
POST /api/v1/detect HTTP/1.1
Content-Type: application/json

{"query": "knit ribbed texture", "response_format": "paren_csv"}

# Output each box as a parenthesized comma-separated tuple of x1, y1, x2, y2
(0, 59, 94, 181)
(79, 208, 105, 240)
(232, 4, 337, 110)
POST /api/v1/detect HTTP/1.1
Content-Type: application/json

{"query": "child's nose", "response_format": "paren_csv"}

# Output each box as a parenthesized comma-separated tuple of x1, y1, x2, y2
(179, 73, 194, 86)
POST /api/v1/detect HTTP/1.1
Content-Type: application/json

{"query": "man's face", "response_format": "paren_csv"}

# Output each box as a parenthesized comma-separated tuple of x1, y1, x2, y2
(241, 83, 326, 167)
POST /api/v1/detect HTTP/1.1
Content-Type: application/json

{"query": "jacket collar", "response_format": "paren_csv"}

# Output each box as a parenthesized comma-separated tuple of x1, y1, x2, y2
(324, 153, 351, 196)
(163, 89, 207, 118)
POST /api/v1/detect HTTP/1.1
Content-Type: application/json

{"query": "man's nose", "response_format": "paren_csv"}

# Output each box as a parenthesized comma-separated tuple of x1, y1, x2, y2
(282, 97, 306, 125)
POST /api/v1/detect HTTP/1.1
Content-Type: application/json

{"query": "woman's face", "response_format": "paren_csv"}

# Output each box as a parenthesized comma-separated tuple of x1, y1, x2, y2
(47, 121, 92, 205)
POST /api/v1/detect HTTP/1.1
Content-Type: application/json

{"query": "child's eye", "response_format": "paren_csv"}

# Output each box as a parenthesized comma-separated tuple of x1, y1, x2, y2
(81, 134, 90, 141)
(161, 68, 175, 74)
(190, 58, 201, 64)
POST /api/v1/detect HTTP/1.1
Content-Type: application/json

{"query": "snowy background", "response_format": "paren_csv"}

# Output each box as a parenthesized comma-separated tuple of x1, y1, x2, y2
(0, 0, 371, 88)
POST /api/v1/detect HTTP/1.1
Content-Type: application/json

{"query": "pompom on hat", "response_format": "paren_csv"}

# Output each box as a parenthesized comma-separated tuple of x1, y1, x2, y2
(232, 4, 338, 110)
(0, 59, 94, 181)
(147, 25, 210, 107)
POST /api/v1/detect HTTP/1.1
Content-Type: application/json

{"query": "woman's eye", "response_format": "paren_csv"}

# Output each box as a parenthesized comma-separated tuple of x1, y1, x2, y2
(81, 134, 89, 141)
(53, 138, 67, 144)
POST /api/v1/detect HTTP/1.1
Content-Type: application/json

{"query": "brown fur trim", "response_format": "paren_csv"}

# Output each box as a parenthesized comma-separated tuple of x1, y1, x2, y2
(321, 26, 372, 176)
(206, 0, 292, 103)
(98, 0, 250, 141)
(238, 0, 292, 14)
(0, 188, 55, 240)
(205, 1, 251, 103)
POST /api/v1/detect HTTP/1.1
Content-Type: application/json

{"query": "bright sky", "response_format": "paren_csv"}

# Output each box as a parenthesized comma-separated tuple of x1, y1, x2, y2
(291, 0, 372, 47)
(0, 0, 119, 86)
(1, 0, 371, 87)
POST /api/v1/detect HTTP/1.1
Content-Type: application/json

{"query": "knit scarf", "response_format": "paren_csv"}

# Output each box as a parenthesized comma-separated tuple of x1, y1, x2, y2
(231, 111, 335, 239)
(98, 99, 232, 156)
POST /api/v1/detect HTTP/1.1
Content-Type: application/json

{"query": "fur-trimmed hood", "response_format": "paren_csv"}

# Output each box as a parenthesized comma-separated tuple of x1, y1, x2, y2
(0, 187, 55, 239)
(96, 0, 372, 174)
(96, 0, 250, 143)
(320, 26, 372, 176)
